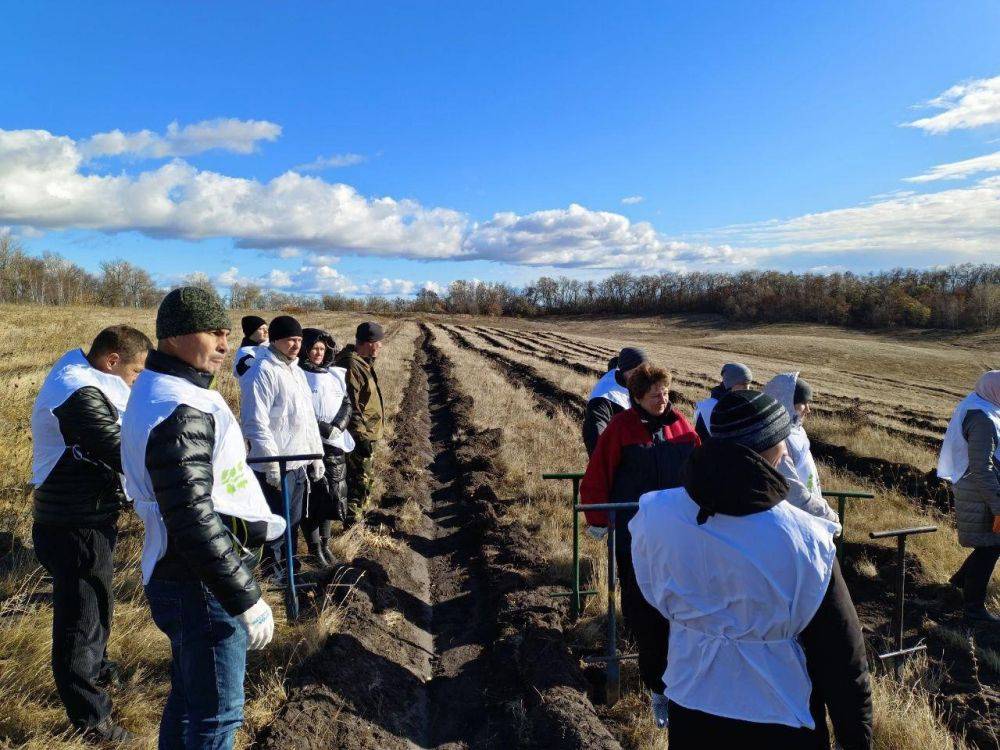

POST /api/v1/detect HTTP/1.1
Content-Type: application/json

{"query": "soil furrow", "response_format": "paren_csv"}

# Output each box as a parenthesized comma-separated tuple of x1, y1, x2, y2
(440, 326, 587, 420)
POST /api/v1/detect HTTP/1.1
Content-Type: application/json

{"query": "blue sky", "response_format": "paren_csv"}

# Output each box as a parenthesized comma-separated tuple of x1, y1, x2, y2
(2, 2, 998, 297)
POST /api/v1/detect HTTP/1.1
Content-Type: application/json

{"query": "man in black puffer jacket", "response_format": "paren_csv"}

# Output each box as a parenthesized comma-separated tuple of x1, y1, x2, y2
(31, 325, 151, 744)
(122, 287, 285, 748)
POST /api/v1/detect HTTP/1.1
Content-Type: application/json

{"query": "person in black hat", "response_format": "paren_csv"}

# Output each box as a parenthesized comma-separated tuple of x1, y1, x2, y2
(122, 287, 283, 748)
(628, 389, 870, 748)
(334, 321, 386, 527)
(582, 346, 649, 456)
(240, 314, 324, 576)
(233, 315, 268, 379)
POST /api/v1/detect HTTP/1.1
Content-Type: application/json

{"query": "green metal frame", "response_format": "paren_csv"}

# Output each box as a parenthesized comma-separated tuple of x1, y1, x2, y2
(543, 472, 596, 620)
(822, 489, 876, 564)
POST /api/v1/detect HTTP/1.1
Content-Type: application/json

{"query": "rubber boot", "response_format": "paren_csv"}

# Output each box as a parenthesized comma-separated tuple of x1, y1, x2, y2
(307, 543, 331, 568)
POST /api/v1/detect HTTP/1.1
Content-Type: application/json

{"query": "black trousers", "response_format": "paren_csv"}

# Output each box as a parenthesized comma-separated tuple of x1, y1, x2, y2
(254, 467, 307, 569)
(954, 546, 1000, 607)
(668, 701, 822, 749)
(32, 522, 117, 728)
(615, 520, 669, 694)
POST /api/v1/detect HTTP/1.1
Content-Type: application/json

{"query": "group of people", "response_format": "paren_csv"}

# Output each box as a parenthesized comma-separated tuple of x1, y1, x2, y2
(29, 286, 386, 747)
(580, 348, 999, 748)
(26, 293, 999, 749)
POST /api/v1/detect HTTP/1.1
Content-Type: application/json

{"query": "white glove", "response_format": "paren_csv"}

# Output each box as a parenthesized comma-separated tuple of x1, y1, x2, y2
(585, 525, 608, 541)
(237, 597, 274, 651)
(265, 467, 281, 489)
(310, 459, 325, 481)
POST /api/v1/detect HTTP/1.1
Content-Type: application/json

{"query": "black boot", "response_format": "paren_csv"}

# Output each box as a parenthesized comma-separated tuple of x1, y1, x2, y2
(949, 569, 964, 589)
(81, 717, 134, 745)
(320, 536, 336, 565)
(307, 543, 331, 567)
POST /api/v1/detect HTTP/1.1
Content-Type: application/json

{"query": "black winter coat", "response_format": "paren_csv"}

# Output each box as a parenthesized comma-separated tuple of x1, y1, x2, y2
(33, 386, 127, 527)
(144, 350, 263, 617)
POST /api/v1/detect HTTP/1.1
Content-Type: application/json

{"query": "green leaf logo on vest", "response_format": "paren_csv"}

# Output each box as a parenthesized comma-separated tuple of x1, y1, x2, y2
(221, 464, 249, 494)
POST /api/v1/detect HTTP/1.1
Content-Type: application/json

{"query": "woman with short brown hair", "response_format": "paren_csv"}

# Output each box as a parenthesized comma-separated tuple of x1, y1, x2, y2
(581, 362, 700, 728)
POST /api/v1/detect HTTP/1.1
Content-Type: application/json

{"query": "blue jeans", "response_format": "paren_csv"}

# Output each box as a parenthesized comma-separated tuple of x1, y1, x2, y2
(145, 578, 247, 750)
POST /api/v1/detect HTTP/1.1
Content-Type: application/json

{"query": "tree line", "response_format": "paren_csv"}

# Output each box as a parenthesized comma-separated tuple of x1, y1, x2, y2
(2, 236, 998, 330)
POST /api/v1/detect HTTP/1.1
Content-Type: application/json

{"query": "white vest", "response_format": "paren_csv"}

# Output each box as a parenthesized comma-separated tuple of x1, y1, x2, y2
(302, 366, 356, 452)
(693, 397, 718, 435)
(629, 487, 837, 729)
(938, 393, 1000, 482)
(787, 424, 821, 496)
(31, 349, 132, 486)
(232, 343, 261, 378)
(239, 346, 324, 472)
(122, 367, 285, 583)
(588, 369, 631, 410)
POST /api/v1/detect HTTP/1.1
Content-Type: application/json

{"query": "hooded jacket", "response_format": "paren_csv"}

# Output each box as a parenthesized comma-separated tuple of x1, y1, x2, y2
(582, 368, 632, 456)
(764, 372, 822, 496)
(630, 440, 871, 747)
(240, 344, 324, 473)
(938, 392, 1000, 547)
(581, 403, 700, 527)
(31, 349, 132, 527)
(334, 344, 385, 444)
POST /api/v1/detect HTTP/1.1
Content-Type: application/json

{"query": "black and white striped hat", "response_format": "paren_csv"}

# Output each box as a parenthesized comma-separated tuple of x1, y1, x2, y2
(710, 390, 791, 453)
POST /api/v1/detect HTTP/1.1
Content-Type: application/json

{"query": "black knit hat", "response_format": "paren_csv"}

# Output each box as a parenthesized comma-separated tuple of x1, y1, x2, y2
(241, 315, 266, 337)
(710, 390, 791, 453)
(356, 321, 385, 343)
(794, 378, 813, 405)
(156, 286, 231, 340)
(268, 315, 303, 341)
(617, 347, 648, 372)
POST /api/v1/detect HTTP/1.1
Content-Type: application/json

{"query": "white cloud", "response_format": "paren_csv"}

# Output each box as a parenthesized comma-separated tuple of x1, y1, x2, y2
(293, 153, 367, 172)
(904, 75, 1000, 133)
(621, 195, 644, 205)
(0, 128, 467, 260)
(79, 118, 281, 159)
(904, 150, 1000, 183)
(361, 278, 417, 296)
(422, 280, 445, 294)
(714, 175, 1000, 260)
(463, 203, 739, 269)
(3, 118, 1000, 274)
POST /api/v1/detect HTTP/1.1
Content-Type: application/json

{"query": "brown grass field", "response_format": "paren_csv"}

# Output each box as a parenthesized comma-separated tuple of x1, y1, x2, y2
(1, 304, 997, 749)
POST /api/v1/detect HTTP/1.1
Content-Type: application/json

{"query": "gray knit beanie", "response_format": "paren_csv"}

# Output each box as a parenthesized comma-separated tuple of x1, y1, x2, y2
(156, 286, 231, 339)
(710, 390, 791, 453)
(721, 362, 753, 389)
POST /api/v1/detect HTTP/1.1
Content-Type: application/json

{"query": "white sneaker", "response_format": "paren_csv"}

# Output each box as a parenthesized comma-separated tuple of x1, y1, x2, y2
(651, 691, 669, 729)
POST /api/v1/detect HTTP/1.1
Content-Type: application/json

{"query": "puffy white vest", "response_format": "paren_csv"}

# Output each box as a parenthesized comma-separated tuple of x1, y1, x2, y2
(31, 349, 132, 486)
(787, 424, 821, 496)
(629, 487, 837, 729)
(588, 369, 631, 410)
(302, 366, 356, 452)
(938, 393, 1000, 482)
(122, 366, 285, 583)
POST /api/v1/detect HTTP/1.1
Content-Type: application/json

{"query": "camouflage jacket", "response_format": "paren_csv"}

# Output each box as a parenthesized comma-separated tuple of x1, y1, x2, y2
(334, 345, 385, 443)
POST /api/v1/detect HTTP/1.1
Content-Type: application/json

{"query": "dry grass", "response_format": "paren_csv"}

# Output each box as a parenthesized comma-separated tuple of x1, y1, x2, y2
(428, 321, 976, 750)
(0, 305, 414, 748)
(0, 305, 990, 749)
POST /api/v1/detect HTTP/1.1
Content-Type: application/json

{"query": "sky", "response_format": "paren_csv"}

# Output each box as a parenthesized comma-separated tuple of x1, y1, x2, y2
(1, 2, 999, 298)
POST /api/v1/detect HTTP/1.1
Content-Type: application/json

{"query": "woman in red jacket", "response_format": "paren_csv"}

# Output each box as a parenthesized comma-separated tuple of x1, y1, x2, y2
(581, 363, 700, 726)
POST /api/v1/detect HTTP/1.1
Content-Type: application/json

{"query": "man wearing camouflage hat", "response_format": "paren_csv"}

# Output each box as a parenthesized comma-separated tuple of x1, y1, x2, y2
(122, 287, 284, 748)
(334, 321, 386, 527)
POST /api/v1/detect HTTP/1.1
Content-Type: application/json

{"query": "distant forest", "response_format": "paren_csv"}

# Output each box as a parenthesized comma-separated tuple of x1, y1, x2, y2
(2, 236, 999, 331)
